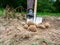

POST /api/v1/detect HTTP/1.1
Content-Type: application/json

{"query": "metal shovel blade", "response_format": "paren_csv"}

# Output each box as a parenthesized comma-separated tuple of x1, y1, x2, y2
(27, 16, 42, 24)
(35, 17, 42, 24)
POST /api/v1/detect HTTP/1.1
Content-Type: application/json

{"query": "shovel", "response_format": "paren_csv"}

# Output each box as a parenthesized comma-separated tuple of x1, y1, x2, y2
(27, 0, 42, 24)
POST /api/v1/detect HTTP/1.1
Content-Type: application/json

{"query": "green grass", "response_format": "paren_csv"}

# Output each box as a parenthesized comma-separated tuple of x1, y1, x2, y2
(0, 8, 60, 17)
(31, 43, 38, 45)
(0, 8, 5, 16)
(37, 12, 60, 17)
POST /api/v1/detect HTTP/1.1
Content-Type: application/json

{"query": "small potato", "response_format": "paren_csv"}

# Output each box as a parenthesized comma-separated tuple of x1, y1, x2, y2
(44, 22, 50, 28)
(21, 22, 26, 26)
(28, 25, 37, 32)
(27, 21, 35, 26)
(35, 23, 43, 28)
(23, 24, 28, 29)
(35, 23, 42, 27)
(36, 24, 46, 29)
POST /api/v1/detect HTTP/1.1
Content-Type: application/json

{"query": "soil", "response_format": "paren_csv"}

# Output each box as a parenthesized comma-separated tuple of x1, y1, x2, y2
(0, 16, 60, 45)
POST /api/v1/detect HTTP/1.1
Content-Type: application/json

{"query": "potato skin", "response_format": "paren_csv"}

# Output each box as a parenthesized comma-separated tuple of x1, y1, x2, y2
(21, 22, 26, 26)
(28, 25, 37, 32)
(36, 24, 45, 29)
(27, 21, 35, 26)
(44, 22, 50, 28)
(23, 24, 28, 29)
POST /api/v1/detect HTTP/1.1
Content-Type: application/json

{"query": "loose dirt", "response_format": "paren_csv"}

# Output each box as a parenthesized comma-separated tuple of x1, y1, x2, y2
(0, 16, 60, 45)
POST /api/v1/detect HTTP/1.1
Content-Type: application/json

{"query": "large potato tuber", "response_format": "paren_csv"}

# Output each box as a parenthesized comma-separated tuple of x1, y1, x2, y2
(28, 25, 37, 32)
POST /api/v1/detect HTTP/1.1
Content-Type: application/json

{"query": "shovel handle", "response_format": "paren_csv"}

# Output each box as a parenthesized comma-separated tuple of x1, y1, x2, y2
(34, 0, 37, 22)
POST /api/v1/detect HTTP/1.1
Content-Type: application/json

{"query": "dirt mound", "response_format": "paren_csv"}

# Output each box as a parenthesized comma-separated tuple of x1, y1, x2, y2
(0, 16, 60, 45)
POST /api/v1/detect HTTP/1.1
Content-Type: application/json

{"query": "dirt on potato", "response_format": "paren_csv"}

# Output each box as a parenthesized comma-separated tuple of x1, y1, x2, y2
(0, 16, 60, 45)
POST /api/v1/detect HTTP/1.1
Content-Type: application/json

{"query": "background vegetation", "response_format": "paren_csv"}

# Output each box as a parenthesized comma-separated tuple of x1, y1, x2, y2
(0, 0, 60, 16)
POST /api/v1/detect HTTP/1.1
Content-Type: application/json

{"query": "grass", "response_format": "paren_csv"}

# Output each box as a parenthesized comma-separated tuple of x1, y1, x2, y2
(37, 12, 60, 17)
(0, 8, 60, 17)
(0, 8, 5, 16)
(31, 43, 38, 45)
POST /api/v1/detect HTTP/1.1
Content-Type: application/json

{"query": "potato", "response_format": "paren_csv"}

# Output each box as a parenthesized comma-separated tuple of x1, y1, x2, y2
(36, 24, 46, 29)
(35, 23, 43, 27)
(27, 21, 35, 26)
(28, 25, 37, 32)
(21, 22, 26, 26)
(44, 22, 50, 28)
(23, 24, 28, 29)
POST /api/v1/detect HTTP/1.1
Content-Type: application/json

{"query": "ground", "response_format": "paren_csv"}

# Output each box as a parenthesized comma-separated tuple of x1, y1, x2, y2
(0, 16, 60, 45)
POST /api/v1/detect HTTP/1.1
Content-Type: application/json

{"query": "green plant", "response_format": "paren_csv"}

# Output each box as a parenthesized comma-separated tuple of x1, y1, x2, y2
(31, 43, 38, 45)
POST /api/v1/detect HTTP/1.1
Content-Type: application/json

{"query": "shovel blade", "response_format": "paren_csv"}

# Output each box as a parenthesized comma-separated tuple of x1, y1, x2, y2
(27, 17, 42, 24)
(27, 17, 34, 22)
(35, 17, 42, 24)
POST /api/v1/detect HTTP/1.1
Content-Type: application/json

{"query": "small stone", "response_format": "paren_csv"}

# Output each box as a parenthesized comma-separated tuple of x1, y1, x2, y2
(28, 25, 37, 32)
